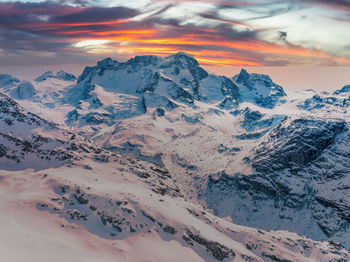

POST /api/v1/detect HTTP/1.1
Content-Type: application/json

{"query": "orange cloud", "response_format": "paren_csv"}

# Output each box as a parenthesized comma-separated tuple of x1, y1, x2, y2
(102, 35, 350, 65)
(60, 29, 350, 66)
(49, 23, 350, 66)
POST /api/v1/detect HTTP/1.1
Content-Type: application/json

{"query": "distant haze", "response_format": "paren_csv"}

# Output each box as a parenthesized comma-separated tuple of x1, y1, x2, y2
(1, 64, 349, 93)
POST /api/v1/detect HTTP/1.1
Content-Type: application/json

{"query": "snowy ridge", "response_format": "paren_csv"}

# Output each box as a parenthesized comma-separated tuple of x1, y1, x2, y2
(35, 70, 76, 82)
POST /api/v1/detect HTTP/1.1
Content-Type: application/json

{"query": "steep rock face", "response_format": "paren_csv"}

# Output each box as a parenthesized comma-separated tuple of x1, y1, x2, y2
(159, 52, 208, 100)
(66, 53, 287, 127)
(252, 118, 346, 173)
(143, 92, 178, 111)
(239, 107, 285, 132)
(205, 116, 350, 249)
(64, 82, 146, 126)
(77, 53, 210, 100)
(232, 69, 286, 108)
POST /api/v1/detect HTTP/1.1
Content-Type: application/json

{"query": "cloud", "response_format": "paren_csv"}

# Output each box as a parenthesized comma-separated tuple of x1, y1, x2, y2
(215, 1, 302, 21)
(50, 6, 139, 23)
(0, 1, 76, 16)
(0, 0, 349, 67)
(308, 0, 350, 11)
(199, 12, 248, 26)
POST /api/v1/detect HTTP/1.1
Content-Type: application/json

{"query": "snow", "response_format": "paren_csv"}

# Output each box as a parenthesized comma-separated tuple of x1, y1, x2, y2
(1, 160, 348, 262)
(1, 53, 350, 261)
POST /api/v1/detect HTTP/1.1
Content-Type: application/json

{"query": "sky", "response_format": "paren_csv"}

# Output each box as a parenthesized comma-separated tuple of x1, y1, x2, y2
(0, 0, 349, 91)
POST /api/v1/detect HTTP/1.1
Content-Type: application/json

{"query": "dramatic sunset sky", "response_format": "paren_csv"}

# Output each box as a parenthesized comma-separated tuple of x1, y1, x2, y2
(0, 0, 349, 90)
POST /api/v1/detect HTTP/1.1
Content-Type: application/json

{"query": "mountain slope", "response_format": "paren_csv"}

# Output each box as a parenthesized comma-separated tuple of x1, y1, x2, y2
(2, 163, 349, 262)
(1, 90, 349, 261)
(206, 116, 350, 246)
(0, 92, 109, 170)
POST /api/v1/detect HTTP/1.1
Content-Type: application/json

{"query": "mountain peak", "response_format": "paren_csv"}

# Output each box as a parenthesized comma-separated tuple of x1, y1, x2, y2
(166, 52, 195, 60)
(232, 69, 286, 108)
(334, 84, 350, 94)
(236, 69, 250, 84)
(164, 52, 199, 67)
(74, 53, 288, 114)
(0, 74, 20, 87)
(10, 81, 37, 100)
(35, 71, 54, 82)
(35, 70, 76, 82)
(96, 57, 118, 68)
(127, 55, 160, 67)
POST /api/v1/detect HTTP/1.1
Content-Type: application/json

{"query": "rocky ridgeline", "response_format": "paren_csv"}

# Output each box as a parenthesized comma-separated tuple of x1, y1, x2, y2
(0, 92, 113, 169)
(206, 116, 350, 249)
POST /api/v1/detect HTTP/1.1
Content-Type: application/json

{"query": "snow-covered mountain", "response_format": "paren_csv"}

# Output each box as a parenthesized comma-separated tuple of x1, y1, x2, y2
(232, 69, 286, 108)
(1, 53, 350, 261)
(35, 70, 77, 82)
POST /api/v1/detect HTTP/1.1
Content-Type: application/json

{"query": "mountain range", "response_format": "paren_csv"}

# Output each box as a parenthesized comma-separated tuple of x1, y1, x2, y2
(0, 52, 350, 262)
